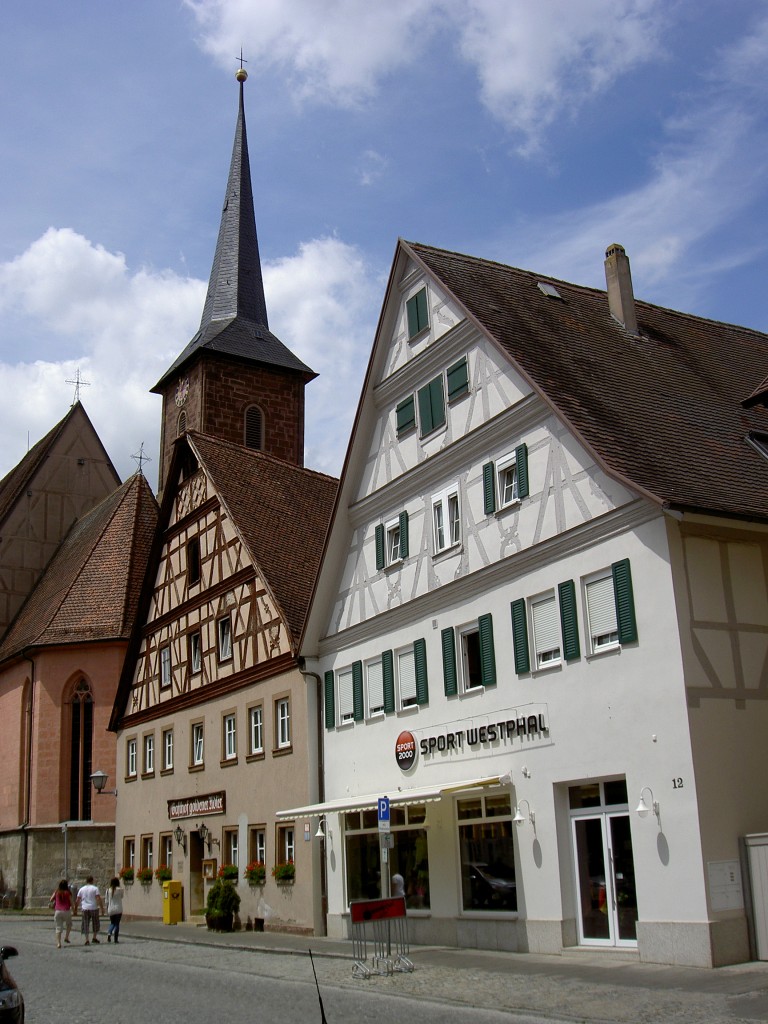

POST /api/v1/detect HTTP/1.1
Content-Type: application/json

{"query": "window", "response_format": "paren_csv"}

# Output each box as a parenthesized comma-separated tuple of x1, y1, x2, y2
(531, 594, 561, 668)
(161, 833, 173, 869)
(432, 485, 460, 553)
(397, 639, 428, 709)
(375, 512, 409, 570)
(446, 356, 469, 402)
(396, 395, 416, 437)
(141, 835, 154, 871)
(157, 645, 171, 690)
(277, 825, 295, 866)
(367, 658, 384, 717)
(442, 615, 496, 695)
(162, 729, 174, 771)
(585, 559, 637, 653)
(177, 410, 187, 436)
(127, 737, 137, 778)
(483, 445, 529, 515)
(418, 375, 446, 436)
(406, 287, 429, 338)
(458, 793, 516, 911)
(189, 632, 202, 674)
(68, 678, 94, 820)
(143, 734, 155, 775)
(191, 722, 204, 766)
(224, 828, 239, 867)
(244, 405, 263, 450)
(187, 537, 201, 585)
(223, 713, 237, 761)
(276, 698, 291, 749)
(250, 827, 266, 866)
(123, 837, 135, 870)
(345, 804, 430, 908)
(217, 616, 233, 661)
(337, 667, 354, 724)
(248, 706, 263, 755)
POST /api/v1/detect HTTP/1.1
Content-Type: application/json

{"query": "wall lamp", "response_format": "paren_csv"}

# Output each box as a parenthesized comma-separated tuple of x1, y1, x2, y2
(314, 816, 331, 840)
(197, 822, 219, 852)
(513, 799, 535, 829)
(636, 787, 660, 824)
(90, 770, 117, 796)
(173, 825, 187, 853)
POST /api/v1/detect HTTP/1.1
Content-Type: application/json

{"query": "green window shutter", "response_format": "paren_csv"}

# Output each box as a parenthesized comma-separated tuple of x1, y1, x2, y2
(515, 443, 529, 499)
(414, 638, 429, 705)
(558, 580, 581, 661)
(511, 599, 530, 674)
(352, 661, 364, 721)
(417, 382, 434, 435)
(407, 288, 428, 338)
(478, 613, 496, 687)
(396, 396, 416, 437)
(483, 462, 496, 515)
(441, 627, 457, 696)
(399, 511, 409, 559)
(612, 558, 638, 644)
(375, 524, 385, 570)
(324, 670, 335, 730)
(382, 650, 395, 712)
(418, 376, 445, 436)
(446, 356, 469, 402)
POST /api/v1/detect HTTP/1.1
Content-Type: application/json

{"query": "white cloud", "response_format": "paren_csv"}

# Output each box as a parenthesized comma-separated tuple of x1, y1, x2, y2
(184, 0, 666, 152)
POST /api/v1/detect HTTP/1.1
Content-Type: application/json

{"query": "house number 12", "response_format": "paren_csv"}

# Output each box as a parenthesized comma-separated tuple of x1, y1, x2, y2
(672, 778, 684, 789)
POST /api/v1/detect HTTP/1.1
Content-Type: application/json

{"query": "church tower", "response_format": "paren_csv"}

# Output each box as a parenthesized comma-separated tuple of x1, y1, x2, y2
(152, 68, 315, 495)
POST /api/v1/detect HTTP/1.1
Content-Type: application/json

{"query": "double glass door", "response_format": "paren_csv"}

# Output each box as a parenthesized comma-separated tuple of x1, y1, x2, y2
(570, 781, 638, 946)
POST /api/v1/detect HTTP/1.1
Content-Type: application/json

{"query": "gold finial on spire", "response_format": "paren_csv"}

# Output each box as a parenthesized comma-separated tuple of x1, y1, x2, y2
(236, 49, 248, 82)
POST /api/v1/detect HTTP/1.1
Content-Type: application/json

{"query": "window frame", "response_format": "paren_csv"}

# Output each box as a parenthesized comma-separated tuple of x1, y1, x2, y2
(222, 712, 237, 762)
(189, 631, 202, 675)
(432, 484, 461, 554)
(406, 287, 429, 339)
(162, 728, 174, 773)
(248, 704, 264, 757)
(530, 592, 562, 669)
(126, 737, 137, 779)
(418, 374, 446, 438)
(160, 645, 172, 690)
(277, 824, 295, 866)
(585, 571, 620, 653)
(143, 733, 155, 776)
(187, 537, 201, 586)
(217, 615, 233, 662)
(337, 666, 355, 725)
(275, 697, 291, 751)
(191, 720, 204, 768)
(366, 656, 385, 718)
(496, 452, 521, 510)
(250, 826, 266, 866)
(458, 623, 484, 692)
(224, 827, 239, 868)
(141, 835, 154, 871)
(123, 837, 135, 870)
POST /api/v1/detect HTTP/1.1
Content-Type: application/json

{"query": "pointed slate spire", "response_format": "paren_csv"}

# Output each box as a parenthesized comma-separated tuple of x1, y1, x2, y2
(153, 69, 314, 391)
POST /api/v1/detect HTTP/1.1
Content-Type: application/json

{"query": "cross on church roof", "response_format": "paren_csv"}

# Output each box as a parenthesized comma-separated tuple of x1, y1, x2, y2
(65, 368, 91, 405)
(131, 442, 151, 476)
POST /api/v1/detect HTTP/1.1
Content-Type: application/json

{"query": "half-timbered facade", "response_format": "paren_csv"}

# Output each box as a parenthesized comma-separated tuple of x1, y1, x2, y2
(294, 239, 768, 967)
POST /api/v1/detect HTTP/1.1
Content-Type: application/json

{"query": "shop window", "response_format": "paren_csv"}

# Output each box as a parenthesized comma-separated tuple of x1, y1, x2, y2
(345, 804, 430, 908)
(458, 793, 516, 912)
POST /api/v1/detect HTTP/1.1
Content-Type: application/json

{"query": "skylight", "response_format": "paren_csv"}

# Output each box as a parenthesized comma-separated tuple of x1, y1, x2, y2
(537, 281, 561, 299)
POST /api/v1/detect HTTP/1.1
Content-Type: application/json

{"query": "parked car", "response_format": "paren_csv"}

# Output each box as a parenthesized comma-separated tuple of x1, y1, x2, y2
(0, 946, 24, 1023)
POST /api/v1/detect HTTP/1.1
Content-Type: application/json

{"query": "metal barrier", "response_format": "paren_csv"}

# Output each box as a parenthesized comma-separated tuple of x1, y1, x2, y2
(349, 896, 413, 978)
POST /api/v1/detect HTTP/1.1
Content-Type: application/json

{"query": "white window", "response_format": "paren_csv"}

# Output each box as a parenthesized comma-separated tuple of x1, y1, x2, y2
(458, 624, 483, 690)
(218, 616, 233, 660)
(367, 658, 384, 716)
(124, 838, 135, 869)
(397, 647, 417, 709)
(143, 734, 154, 774)
(162, 834, 173, 868)
(281, 826, 295, 864)
(142, 836, 154, 870)
(386, 519, 401, 563)
(432, 485, 460, 553)
(223, 714, 237, 760)
(249, 706, 263, 754)
(531, 593, 561, 667)
(127, 738, 137, 777)
(160, 646, 171, 689)
(277, 698, 291, 748)
(496, 452, 520, 509)
(192, 722, 204, 765)
(226, 829, 239, 867)
(251, 827, 266, 865)
(163, 729, 174, 770)
(586, 574, 619, 652)
(189, 632, 202, 674)
(337, 667, 354, 724)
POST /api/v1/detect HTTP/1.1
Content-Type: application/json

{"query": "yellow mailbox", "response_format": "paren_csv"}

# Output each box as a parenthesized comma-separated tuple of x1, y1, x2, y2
(162, 880, 182, 925)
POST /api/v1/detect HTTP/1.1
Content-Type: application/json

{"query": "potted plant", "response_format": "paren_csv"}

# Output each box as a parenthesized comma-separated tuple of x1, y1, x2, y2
(136, 867, 154, 885)
(217, 863, 239, 881)
(205, 878, 241, 931)
(155, 864, 172, 882)
(272, 860, 295, 883)
(118, 866, 134, 885)
(244, 860, 266, 886)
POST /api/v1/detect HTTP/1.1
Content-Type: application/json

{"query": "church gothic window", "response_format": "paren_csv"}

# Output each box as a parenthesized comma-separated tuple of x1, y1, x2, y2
(68, 678, 94, 821)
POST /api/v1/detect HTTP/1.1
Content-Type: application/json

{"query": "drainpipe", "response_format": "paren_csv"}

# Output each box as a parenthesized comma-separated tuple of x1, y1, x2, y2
(298, 659, 327, 934)
(21, 650, 35, 908)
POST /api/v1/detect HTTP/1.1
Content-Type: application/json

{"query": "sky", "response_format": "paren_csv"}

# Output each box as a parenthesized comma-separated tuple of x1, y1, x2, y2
(1, 1, 768, 488)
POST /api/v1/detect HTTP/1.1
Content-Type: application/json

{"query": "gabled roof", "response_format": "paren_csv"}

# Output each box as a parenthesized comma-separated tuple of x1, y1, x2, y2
(186, 432, 337, 642)
(405, 240, 768, 521)
(0, 473, 159, 663)
(153, 79, 314, 391)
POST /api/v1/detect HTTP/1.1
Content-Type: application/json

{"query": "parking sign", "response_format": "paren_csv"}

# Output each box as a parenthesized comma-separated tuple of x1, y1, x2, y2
(378, 796, 390, 832)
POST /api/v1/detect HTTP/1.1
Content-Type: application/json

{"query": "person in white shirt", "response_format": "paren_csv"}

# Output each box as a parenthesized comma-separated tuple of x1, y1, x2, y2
(75, 875, 104, 945)
(105, 877, 124, 943)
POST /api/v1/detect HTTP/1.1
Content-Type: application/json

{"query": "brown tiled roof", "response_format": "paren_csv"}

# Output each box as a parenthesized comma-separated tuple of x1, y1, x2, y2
(406, 241, 768, 521)
(188, 432, 337, 643)
(0, 473, 159, 662)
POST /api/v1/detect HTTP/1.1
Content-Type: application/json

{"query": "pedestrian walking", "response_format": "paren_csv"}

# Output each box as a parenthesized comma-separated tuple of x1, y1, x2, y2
(75, 875, 104, 945)
(105, 876, 124, 943)
(48, 879, 73, 948)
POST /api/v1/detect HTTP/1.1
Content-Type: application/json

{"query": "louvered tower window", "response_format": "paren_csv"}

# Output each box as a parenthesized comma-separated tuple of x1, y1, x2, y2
(244, 406, 264, 450)
(69, 679, 94, 820)
(177, 411, 187, 436)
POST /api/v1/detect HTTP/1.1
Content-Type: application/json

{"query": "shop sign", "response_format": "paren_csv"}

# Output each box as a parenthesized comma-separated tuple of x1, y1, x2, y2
(167, 791, 226, 820)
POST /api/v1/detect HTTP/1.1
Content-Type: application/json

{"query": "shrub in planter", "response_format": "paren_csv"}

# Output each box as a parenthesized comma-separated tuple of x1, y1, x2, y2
(205, 878, 241, 931)
(217, 863, 239, 881)
(155, 864, 172, 882)
(118, 866, 134, 884)
(244, 860, 266, 885)
(272, 860, 295, 883)
(136, 867, 154, 885)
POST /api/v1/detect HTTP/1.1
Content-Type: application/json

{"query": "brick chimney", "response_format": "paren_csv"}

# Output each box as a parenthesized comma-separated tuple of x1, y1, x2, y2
(604, 243, 638, 335)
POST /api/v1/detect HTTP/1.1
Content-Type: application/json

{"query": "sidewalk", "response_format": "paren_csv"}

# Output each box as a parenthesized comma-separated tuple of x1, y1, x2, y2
(117, 917, 768, 1024)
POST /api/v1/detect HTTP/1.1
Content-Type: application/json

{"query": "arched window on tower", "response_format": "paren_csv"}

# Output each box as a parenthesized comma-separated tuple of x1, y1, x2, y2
(178, 410, 187, 436)
(68, 679, 94, 821)
(244, 405, 264, 451)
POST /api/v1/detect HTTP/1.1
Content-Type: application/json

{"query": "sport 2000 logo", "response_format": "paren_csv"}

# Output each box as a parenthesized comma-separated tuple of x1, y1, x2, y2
(395, 730, 417, 771)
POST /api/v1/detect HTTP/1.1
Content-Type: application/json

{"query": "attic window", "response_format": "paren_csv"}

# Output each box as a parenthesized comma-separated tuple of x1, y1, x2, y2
(747, 432, 768, 461)
(537, 282, 561, 299)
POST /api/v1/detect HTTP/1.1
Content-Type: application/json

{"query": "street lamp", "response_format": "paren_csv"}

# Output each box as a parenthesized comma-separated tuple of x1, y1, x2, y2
(90, 770, 117, 796)
(174, 825, 187, 853)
